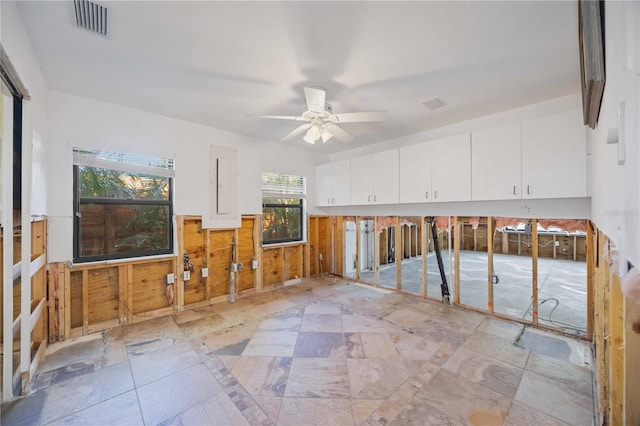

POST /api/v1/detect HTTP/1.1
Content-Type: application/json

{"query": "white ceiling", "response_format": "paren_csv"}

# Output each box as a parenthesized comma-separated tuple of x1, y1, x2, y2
(15, 1, 580, 153)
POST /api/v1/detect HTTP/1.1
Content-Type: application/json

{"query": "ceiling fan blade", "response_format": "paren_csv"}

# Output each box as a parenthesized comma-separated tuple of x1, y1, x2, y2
(304, 87, 326, 113)
(254, 115, 308, 121)
(330, 111, 388, 123)
(324, 123, 354, 143)
(281, 123, 312, 141)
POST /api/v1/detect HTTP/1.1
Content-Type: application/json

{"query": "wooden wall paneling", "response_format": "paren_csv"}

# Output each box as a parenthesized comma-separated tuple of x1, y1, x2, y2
(81, 270, 89, 334)
(453, 217, 460, 305)
(609, 270, 624, 424)
(209, 230, 234, 297)
(118, 265, 127, 324)
(532, 219, 539, 324)
(254, 217, 264, 289)
(86, 267, 119, 325)
(318, 217, 329, 275)
(395, 217, 401, 290)
(309, 217, 318, 276)
(69, 271, 83, 330)
(131, 260, 173, 314)
(262, 247, 282, 286)
(599, 232, 611, 418)
(282, 246, 290, 281)
(624, 297, 640, 425)
(47, 263, 61, 342)
(586, 221, 594, 339)
(183, 217, 206, 306)
(336, 216, 345, 276)
(204, 229, 211, 300)
(237, 217, 256, 291)
(126, 265, 134, 323)
(284, 246, 303, 280)
(176, 217, 185, 309)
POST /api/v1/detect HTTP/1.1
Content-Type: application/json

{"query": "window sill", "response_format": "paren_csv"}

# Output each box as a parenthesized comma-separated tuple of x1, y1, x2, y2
(262, 240, 307, 249)
(70, 252, 177, 268)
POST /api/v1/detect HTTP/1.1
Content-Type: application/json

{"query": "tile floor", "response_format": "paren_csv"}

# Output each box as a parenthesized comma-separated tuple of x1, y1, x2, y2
(1, 276, 595, 425)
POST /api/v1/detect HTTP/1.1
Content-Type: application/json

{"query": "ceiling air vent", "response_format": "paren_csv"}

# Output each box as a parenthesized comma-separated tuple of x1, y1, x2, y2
(422, 97, 447, 111)
(73, 0, 109, 37)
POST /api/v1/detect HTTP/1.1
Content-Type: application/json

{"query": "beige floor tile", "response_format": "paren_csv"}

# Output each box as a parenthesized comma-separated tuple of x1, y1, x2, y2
(241, 331, 298, 357)
(405, 369, 511, 425)
(259, 311, 303, 331)
(232, 356, 291, 397)
(514, 370, 593, 425)
(463, 330, 530, 368)
(203, 327, 255, 355)
(294, 332, 346, 358)
(172, 309, 202, 325)
(342, 313, 398, 333)
(525, 351, 593, 397)
(305, 302, 342, 315)
(431, 306, 487, 330)
(443, 346, 524, 398)
(345, 333, 400, 359)
(477, 317, 524, 341)
(47, 391, 143, 426)
(276, 398, 353, 426)
(301, 313, 343, 332)
(504, 401, 569, 426)
(253, 396, 283, 423)
(129, 340, 201, 386)
(285, 358, 351, 398)
(202, 392, 250, 426)
(352, 399, 384, 425)
(384, 308, 430, 329)
(347, 358, 424, 400)
(176, 313, 231, 339)
(39, 361, 135, 425)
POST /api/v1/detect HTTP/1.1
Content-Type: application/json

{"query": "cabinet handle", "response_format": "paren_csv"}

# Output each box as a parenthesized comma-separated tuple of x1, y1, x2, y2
(434, 191, 438, 199)
(374, 194, 377, 202)
(513, 186, 517, 195)
(331, 197, 335, 204)
(368, 195, 371, 202)
(426, 191, 429, 199)
(328, 197, 331, 204)
(527, 185, 531, 195)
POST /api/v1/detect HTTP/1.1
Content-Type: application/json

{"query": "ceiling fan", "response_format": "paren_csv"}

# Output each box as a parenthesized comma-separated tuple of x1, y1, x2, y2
(256, 87, 388, 144)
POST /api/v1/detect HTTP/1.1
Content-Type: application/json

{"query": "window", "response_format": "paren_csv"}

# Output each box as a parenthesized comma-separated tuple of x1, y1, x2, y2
(73, 148, 174, 262)
(261, 172, 305, 244)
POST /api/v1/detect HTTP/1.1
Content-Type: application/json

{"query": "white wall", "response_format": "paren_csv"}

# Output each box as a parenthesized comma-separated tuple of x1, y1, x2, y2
(1, 1, 49, 215)
(46, 91, 327, 262)
(588, 1, 640, 267)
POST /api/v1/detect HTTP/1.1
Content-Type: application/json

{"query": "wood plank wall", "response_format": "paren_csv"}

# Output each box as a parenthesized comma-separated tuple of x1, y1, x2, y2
(592, 229, 640, 425)
(50, 215, 331, 340)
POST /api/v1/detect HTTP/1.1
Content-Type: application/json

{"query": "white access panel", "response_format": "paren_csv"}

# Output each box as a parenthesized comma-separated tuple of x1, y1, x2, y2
(371, 149, 400, 204)
(431, 133, 472, 203)
(399, 142, 431, 203)
(471, 123, 522, 201)
(204, 145, 240, 228)
(522, 109, 587, 199)
(350, 154, 372, 205)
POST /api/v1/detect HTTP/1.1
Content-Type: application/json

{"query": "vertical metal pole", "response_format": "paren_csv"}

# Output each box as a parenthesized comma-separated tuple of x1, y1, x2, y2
(532, 219, 538, 325)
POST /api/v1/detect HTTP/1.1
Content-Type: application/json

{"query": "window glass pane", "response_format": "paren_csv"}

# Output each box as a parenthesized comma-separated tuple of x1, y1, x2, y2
(79, 203, 170, 257)
(79, 166, 169, 200)
(263, 197, 302, 205)
(262, 205, 301, 242)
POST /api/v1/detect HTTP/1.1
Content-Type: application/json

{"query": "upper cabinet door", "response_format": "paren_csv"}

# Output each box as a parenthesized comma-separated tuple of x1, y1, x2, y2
(371, 149, 399, 204)
(350, 155, 372, 205)
(314, 163, 332, 207)
(522, 109, 587, 199)
(400, 143, 431, 203)
(331, 159, 351, 206)
(471, 124, 522, 201)
(431, 133, 471, 203)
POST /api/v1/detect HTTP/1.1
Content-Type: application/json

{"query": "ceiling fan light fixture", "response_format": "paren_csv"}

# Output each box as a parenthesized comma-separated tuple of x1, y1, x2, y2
(320, 127, 333, 143)
(303, 126, 318, 144)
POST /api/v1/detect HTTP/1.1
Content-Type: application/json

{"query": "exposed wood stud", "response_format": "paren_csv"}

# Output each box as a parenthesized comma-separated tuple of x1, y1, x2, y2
(531, 219, 538, 325)
(396, 216, 401, 290)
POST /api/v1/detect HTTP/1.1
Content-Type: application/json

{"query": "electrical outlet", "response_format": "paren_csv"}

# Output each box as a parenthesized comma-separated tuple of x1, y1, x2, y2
(251, 260, 258, 270)
(554, 241, 560, 247)
(166, 273, 175, 284)
(237, 263, 244, 271)
(201, 268, 209, 277)
(183, 271, 190, 281)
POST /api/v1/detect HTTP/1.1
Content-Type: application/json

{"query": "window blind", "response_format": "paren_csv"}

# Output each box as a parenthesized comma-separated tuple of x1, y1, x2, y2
(73, 148, 175, 178)
(261, 172, 306, 199)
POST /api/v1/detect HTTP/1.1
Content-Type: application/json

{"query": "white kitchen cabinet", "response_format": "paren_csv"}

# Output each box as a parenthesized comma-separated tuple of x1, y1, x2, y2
(471, 123, 522, 201)
(314, 159, 351, 206)
(521, 109, 587, 199)
(349, 149, 399, 205)
(431, 133, 472, 203)
(399, 142, 431, 203)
